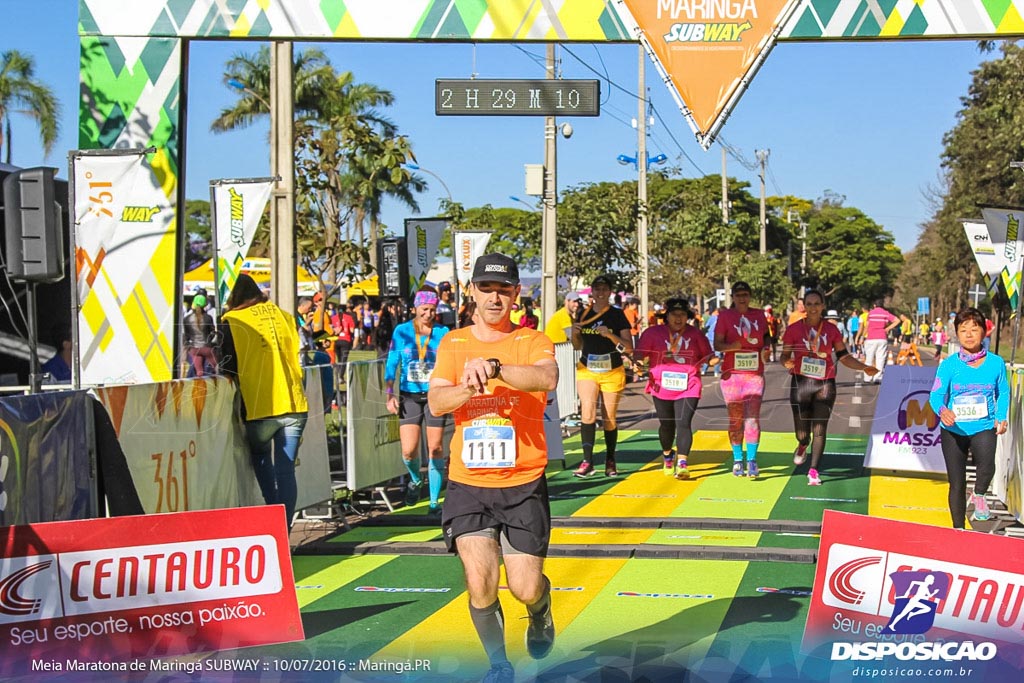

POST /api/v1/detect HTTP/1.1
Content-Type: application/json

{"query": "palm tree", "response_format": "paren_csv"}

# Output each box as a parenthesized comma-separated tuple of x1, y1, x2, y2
(0, 50, 60, 164)
(215, 45, 426, 286)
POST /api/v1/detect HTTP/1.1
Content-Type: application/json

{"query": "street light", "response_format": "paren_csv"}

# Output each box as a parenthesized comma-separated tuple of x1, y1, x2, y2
(616, 152, 668, 171)
(226, 78, 271, 110)
(403, 162, 453, 205)
(509, 195, 539, 212)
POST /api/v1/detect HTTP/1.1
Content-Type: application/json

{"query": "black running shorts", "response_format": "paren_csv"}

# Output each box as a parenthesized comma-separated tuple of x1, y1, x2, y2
(398, 392, 446, 429)
(441, 476, 551, 556)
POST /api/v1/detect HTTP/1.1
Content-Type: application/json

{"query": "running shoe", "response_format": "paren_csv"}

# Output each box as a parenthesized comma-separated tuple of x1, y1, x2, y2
(482, 662, 515, 683)
(675, 460, 689, 480)
(747, 461, 760, 478)
(573, 461, 595, 478)
(404, 479, 423, 507)
(427, 503, 443, 517)
(524, 601, 556, 659)
(793, 445, 807, 466)
(732, 461, 745, 477)
(807, 468, 821, 486)
(604, 458, 619, 478)
(663, 451, 675, 476)
(972, 494, 991, 521)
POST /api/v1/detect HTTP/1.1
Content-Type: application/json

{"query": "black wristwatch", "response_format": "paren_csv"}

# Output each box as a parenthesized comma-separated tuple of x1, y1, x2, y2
(486, 358, 502, 379)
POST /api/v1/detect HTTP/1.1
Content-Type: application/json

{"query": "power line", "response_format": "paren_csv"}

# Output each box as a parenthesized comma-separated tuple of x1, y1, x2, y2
(648, 103, 706, 176)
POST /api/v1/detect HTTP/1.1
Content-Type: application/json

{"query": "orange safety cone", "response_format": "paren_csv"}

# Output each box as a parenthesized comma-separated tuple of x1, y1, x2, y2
(887, 349, 895, 365)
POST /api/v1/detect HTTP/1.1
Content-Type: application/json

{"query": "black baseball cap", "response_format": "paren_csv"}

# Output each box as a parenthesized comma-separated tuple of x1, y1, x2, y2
(471, 253, 520, 286)
(591, 274, 614, 288)
(664, 298, 692, 315)
(731, 281, 752, 294)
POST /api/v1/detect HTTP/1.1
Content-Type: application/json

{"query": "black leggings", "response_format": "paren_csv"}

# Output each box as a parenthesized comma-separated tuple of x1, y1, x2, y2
(653, 396, 699, 456)
(940, 428, 997, 529)
(789, 375, 837, 469)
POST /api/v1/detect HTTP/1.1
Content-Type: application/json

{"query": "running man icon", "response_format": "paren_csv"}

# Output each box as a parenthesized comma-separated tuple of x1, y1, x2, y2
(884, 571, 949, 634)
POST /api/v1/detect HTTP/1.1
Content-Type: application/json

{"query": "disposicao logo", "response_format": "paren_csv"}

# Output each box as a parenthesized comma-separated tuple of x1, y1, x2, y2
(884, 570, 949, 635)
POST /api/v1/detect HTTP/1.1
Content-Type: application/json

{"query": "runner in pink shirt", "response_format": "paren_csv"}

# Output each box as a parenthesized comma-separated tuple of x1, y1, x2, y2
(634, 298, 716, 479)
(714, 281, 772, 478)
(860, 298, 900, 383)
(781, 290, 879, 485)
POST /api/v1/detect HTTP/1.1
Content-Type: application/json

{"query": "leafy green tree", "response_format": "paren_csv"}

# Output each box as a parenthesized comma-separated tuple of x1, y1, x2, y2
(899, 42, 1024, 328)
(803, 204, 903, 311)
(443, 202, 541, 269)
(732, 252, 794, 311)
(213, 46, 424, 295)
(556, 181, 641, 288)
(0, 50, 59, 164)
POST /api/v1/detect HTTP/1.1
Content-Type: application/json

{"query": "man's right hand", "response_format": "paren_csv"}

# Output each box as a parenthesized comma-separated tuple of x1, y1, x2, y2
(386, 394, 399, 415)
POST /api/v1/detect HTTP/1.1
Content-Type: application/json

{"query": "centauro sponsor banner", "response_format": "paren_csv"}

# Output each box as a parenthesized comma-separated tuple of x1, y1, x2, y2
(863, 365, 944, 474)
(619, 0, 801, 148)
(803, 511, 1023, 672)
(95, 376, 263, 513)
(980, 206, 1024, 311)
(454, 232, 493, 289)
(962, 220, 1004, 296)
(212, 180, 274, 308)
(405, 218, 448, 293)
(0, 506, 302, 672)
(72, 151, 175, 384)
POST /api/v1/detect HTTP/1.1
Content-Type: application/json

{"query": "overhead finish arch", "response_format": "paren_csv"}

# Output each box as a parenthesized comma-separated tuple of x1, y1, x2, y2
(76, 0, 1024, 382)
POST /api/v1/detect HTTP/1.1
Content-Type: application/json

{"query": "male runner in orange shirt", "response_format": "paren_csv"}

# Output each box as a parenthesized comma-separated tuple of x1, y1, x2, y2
(429, 253, 559, 683)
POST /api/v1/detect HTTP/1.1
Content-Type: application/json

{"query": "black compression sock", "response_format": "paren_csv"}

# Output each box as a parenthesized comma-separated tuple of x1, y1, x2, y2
(526, 576, 551, 616)
(604, 428, 619, 460)
(469, 599, 508, 666)
(580, 422, 596, 462)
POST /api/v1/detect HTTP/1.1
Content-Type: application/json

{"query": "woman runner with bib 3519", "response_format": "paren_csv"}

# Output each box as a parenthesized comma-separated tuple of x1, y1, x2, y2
(781, 290, 878, 486)
(714, 281, 771, 478)
(571, 275, 633, 478)
(634, 298, 716, 480)
(928, 308, 1008, 529)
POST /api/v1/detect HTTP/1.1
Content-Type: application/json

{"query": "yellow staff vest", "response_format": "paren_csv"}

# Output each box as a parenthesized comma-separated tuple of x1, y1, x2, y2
(223, 302, 309, 420)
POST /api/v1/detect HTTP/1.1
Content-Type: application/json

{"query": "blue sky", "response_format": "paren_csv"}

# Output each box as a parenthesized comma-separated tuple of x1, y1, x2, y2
(2, 1, 991, 253)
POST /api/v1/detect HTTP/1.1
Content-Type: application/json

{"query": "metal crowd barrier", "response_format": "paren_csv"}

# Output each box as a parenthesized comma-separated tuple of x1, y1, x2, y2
(554, 341, 580, 421)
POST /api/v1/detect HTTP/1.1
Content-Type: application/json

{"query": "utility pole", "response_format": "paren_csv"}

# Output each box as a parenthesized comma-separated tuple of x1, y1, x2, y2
(721, 145, 730, 307)
(756, 148, 769, 255)
(636, 44, 650, 322)
(269, 41, 296, 316)
(541, 43, 558, 324)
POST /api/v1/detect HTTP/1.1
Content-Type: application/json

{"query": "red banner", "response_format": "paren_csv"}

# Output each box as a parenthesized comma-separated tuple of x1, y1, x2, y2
(0, 506, 302, 674)
(804, 511, 1024, 672)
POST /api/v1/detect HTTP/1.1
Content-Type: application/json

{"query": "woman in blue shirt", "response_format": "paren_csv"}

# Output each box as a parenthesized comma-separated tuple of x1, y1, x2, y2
(928, 308, 1009, 529)
(385, 288, 450, 514)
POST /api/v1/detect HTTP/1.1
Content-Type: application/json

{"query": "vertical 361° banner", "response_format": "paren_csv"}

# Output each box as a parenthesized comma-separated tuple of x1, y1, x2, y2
(72, 151, 175, 385)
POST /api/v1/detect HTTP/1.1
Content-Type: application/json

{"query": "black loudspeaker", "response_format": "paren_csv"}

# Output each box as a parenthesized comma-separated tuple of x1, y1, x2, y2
(377, 237, 409, 301)
(2, 167, 64, 283)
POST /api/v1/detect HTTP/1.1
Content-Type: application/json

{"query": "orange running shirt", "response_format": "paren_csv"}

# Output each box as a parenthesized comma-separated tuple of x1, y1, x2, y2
(433, 326, 555, 488)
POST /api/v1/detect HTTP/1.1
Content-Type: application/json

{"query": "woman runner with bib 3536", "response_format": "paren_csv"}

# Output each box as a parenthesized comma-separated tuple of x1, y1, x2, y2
(928, 308, 1008, 529)
(714, 281, 771, 478)
(781, 290, 878, 485)
(571, 275, 632, 478)
(634, 298, 716, 479)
